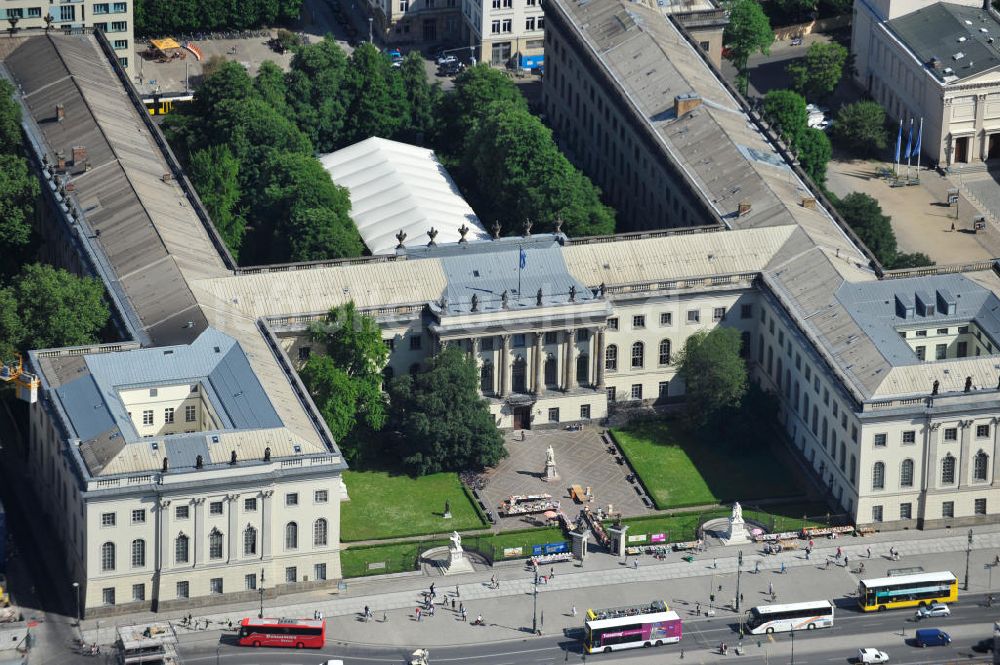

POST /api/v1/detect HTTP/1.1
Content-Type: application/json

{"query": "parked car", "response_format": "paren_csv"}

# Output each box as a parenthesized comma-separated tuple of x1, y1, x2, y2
(857, 648, 889, 663)
(437, 60, 465, 76)
(436, 53, 459, 66)
(972, 638, 996, 653)
(915, 603, 950, 619)
(915, 628, 951, 647)
(790, 35, 803, 46)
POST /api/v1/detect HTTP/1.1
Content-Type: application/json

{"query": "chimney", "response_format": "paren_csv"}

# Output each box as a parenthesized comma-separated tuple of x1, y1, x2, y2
(674, 92, 703, 117)
(161, 172, 173, 183)
(55, 103, 65, 122)
(71, 145, 87, 165)
(737, 199, 752, 217)
(55, 151, 66, 171)
(801, 196, 817, 209)
(929, 57, 942, 70)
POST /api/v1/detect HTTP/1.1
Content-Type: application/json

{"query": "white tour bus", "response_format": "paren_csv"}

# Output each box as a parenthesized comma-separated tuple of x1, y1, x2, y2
(744, 600, 835, 634)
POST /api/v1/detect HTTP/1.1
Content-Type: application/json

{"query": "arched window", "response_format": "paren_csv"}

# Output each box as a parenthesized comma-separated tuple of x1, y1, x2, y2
(101, 541, 116, 571)
(850, 455, 857, 486)
(900, 459, 914, 487)
(974, 451, 989, 481)
(314, 518, 328, 547)
(577, 354, 589, 384)
(941, 455, 956, 484)
(209, 528, 224, 559)
(480, 362, 493, 394)
(244, 525, 257, 556)
(285, 522, 298, 550)
(605, 345, 618, 372)
(175, 533, 189, 563)
(631, 342, 644, 369)
(872, 461, 885, 490)
(131, 539, 146, 568)
(658, 339, 671, 366)
(512, 357, 527, 393)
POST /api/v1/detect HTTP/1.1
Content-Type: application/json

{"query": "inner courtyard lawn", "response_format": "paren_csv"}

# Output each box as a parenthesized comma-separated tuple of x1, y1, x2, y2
(340, 470, 486, 541)
(612, 420, 803, 509)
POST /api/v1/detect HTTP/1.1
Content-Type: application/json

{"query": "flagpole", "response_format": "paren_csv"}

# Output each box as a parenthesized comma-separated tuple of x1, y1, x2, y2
(905, 118, 914, 181)
(916, 117, 924, 173)
(894, 118, 903, 177)
(518, 244, 522, 299)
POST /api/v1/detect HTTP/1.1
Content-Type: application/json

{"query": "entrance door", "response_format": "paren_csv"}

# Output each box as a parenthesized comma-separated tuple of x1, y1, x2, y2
(491, 41, 511, 66)
(955, 136, 970, 163)
(512, 406, 531, 429)
(423, 18, 436, 42)
(989, 134, 1000, 160)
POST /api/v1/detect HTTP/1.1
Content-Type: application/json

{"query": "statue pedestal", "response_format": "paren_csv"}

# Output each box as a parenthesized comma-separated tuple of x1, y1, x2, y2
(722, 517, 750, 545)
(443, 511, 452, 519)
(543, 461, 559, 482)
(443, 548, 475, 575)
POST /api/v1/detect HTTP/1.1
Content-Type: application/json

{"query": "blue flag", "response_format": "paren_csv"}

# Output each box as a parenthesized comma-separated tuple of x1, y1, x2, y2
(914, 120, 922, 158)
(519, 248, 527, 270)
(896, 119, 903, 164)
(904, 119, 913, 160)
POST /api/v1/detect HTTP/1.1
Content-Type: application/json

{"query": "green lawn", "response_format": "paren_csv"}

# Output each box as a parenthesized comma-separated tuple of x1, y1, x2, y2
(612, 420, 804, 509)
(341, 539, 448, 578)
(340, 470, 487, 541)
(611, 502, 832, 543)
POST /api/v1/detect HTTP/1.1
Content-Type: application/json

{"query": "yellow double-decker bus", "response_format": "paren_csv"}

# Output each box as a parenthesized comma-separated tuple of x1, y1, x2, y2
(858, 571, 958, 612)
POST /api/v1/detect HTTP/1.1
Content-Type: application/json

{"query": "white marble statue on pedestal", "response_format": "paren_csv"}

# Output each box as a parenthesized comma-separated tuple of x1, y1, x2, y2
(543, 445, 559, 482)
(723, 501, 749, 545)
(444, 529, 474, 575)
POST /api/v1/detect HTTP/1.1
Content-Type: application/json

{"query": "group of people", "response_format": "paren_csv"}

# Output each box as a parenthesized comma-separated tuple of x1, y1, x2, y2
(413, 584, 478, 624)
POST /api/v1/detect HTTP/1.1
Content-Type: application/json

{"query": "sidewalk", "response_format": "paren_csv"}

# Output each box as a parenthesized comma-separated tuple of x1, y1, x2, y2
(80, 523, 1000, 648)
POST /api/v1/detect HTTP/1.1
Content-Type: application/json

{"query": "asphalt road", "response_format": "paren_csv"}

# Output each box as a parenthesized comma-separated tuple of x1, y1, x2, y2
(175, 598, 1000, 665)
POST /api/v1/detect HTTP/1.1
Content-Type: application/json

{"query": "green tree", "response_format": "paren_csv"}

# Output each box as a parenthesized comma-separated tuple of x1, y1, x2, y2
(0, 287, 24, 361)
(836, 192, 897, 265)
(193, 60, 255, 118)
(310, 301, 390, 379)
(341, 43, 405, 146)
(436, 64, 528, 156)
(723, 0, 774, 95)
(286, 36, 350, 151)
(399, 51, 438, 143)
(677, 327, 747, 428)
(762, 89, 808, 147)
(189, 145, 246, 258)
(831, 100, 888, 157)
(387, 346, 506, 475)
(254, 60, 289, 114)
(0, 79, 23, 154)
(0, 155, 39, 256)
(771, 0, 816, 21)
(796, 126, 832, 185)
(891, 252, 934, 269)
(10, 263, 109, 351)
(787, 41, 848, 101)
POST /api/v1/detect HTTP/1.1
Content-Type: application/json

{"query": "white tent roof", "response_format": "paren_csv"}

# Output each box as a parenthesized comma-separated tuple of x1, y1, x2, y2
(319, 137, 489, 255)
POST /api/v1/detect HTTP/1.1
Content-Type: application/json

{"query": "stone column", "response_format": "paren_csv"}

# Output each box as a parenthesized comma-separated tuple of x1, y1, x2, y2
(500, 335, 511, 397)
(596, 327, 606, 389)
(192, 498, 205, 568)
(472, 337, 482, 395)
(227, 493, 239, 563)
(534, 333, 544, 395)
(564, 329, 576, 391)
(976, 94, 987, 162)
(261, 489, 274, 560)
(156, 498, 170, 579)
(959, 419, 972, 489)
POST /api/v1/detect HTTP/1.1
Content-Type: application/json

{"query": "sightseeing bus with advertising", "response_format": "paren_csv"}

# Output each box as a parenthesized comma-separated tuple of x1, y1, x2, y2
(858, 571, 958, 612)
(237, 617, 326, 648)
(744, 600, 835, 634)
(584, 600, 682, 653)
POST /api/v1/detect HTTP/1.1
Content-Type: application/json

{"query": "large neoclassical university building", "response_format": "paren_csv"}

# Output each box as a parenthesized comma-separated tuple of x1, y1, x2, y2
(2, 1, 1000, 616)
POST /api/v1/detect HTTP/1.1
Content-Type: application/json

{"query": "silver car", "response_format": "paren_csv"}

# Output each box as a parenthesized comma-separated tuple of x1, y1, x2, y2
(915, 603, 950, 618)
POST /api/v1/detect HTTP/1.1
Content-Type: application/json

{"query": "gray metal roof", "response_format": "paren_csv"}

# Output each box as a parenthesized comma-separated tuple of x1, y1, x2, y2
(887, 2, 1000, 83)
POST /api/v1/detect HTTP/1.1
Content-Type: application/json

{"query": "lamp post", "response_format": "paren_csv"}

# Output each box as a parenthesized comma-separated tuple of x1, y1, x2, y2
(532, 569, 539, 635)
(987, 562, 996, 606)
(72, 582, 81, 627)
(790, 627, 795, 665)
(964, 529, 973, 591)
(368, 17, 373, 43)
(258, 568, 265, 619)
(736, 550, 744, 643)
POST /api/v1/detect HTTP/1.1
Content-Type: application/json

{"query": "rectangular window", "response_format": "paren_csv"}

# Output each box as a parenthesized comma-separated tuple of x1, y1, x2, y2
(606, 386, 616, 402)
(94, 21, 107, 31)
(525, 16, 535, 30)
(548, 407, 560, 422)
(185, 405, 196, 422)
(210, 578, 223, 594)
(244, 498, 257, 512)
(935, 344, 947, 360)
(285, 566, 297, 583)
(60, 5, 76, 21)
(131, 509, 146, 524)
(102, 588, 115, 605)
(937, 328, 949, 335)
(245, 574, 257, 590)
(481, 337, 495, 351)
(110, 20, 127, 32)
(944, 427, 958, 441)
(631, 384, 642, 400)
(27, 7, 41, 17)
(607, 317, 619, 330)
(660, 312, 672, 326)
(740, 304, 753, 319)
(93, 4, 110, 14)
(164, 407, 174, 424)
(957, 341, 968, 357)
(209, 501, 223, 515)
(491, 0, 500, 7)
(658, 381, 669, 397)
(975, 498, 987, 515)
(544, 331, 558, 344)
(942, 501, 954, 518)
(873, 433, 887, 447)
(400, 0, 409, 9)
(687, 310, 700, 324)
(176, 581, 189, 598)
(537, 17, 544, 28)
(915, 346, 926, 360)
(899, 502, 912, 520)
(713, 307, 726, 322)
(315, 490, 329, 503)
(580, 404, 590, 419)
(977, 424, 990, 438)
(142, 410, 153, 426)
(915, 330, 927, 337)
(101, 512, 116, 527)
(298, 346, 312, 361)
(409, 334, 422, 350)
(632, 315, 645, 329)
(576, 329, 590, 342)
(513, 334, 525, 347)
(113, 0, 126, 10)
(315, 563, 328, 581)
(871, 505, 883, 523)
(902, 430, 916, 444)
(501, 18, 511, 32)
(286, 493, 299, 507)
(175, 505, 189, 520)
(132, 584, 145, 602)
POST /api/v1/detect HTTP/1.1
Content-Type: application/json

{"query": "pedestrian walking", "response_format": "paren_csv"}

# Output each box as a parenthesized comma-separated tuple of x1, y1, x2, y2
(383, 611, 388, 623)
(836, 546, 842, 559)
(416, 607, 422, 621)
(754, 561, 760, 574)
(825, 558, 830, 569)
(844, 555, 849, 568)
(633, 559, 639, 569)
(805, 547, 810, 560)
(768, 581, 773, 595)
(713, 558, 718, 569)
(461, 608, 468, 622)
(809, 539, 814, 549)
(572, 606, 577, 617)
(550, 567, 555, 578)
(994, 554, 999, 565)
(455, 585, 460, 597)
(780, 561, 786, 574)
(451, 598, 456, 610)
(364, 605, 371, 621)
(696, 602, 701, 615)
(430, 583, 436, 598)
(867, 547, 871, 559)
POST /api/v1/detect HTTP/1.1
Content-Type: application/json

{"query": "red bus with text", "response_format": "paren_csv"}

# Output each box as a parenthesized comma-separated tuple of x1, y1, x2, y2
(237, 617, 326, 649)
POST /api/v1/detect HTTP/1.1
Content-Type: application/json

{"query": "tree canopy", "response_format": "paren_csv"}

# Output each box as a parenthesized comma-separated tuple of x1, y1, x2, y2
(836, 192, 897, 265)
(831, 101, 889, 157)
(723, 0, 774, 95)
(677, 327, 747, 429)
(0, 80, 23, 155)
(787, 41, 849, 101)
(135, 0, 302, 36)
(387, 346, 506, 475)
(762, 89, 809, 147)
(797, 127, 832, 185)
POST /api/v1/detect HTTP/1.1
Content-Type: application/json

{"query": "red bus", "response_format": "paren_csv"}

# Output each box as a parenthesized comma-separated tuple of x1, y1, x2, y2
(237, 617, 326, 649)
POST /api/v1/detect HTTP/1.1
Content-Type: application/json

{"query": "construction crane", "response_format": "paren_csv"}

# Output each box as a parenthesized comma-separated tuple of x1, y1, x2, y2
(0, 355, 38, 403)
